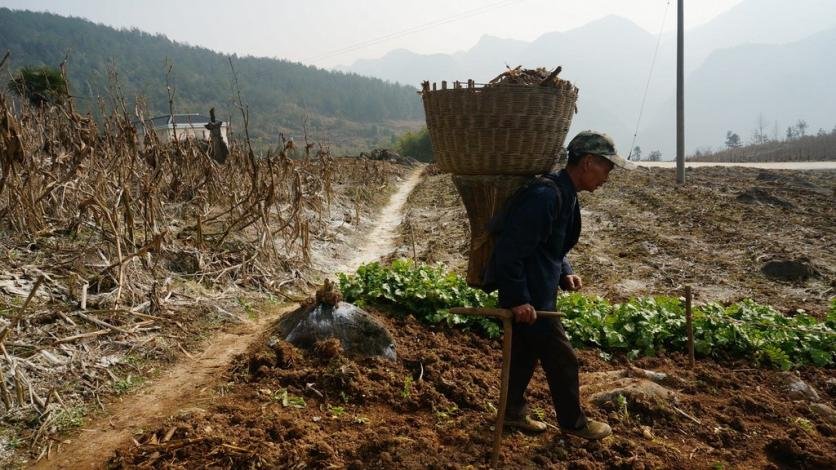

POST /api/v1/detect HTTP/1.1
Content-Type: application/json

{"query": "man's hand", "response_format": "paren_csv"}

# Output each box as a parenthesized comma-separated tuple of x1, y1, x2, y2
(511, 303, 537, 324)
(561, 274, 583, 291)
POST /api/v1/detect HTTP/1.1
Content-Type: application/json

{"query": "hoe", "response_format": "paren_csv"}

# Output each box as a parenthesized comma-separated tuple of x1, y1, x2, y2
(449, 307, 563, 468)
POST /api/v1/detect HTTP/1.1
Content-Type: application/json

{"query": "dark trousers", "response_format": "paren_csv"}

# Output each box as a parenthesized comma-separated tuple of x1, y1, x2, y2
(505, 317, 587, 430)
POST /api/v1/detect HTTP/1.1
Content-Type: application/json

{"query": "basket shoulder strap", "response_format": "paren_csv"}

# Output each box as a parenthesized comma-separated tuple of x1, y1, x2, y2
(489, 175, 562, 235)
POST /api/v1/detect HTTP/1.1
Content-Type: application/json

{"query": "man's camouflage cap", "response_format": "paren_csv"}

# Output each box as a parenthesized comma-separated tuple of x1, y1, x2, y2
(567, 130, 635, 170)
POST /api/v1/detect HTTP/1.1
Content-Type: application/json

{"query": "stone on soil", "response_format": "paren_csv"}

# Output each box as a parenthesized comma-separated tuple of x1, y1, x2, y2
(582, 369, 679, 419)
(781, 372, 821, 401)
(589, 378, 676, 406)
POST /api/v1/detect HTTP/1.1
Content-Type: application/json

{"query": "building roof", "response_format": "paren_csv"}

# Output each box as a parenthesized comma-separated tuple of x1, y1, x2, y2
(146, 114, 216, 128)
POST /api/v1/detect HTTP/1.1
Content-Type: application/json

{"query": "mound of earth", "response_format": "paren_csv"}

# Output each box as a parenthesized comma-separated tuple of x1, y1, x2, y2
(736, 187, 795, 208)
(110, 306, 836, 468)
(761, 258, 819, 283)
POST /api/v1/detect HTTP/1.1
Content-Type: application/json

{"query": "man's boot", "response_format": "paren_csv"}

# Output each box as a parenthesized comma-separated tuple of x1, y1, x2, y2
(503, 415, 547, 434)
(562, 420, 612, 440)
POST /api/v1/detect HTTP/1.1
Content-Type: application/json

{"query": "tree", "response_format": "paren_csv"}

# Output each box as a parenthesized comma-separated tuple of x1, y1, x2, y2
(692, 146, 712, 159)
(646, 150, 662, 162)
(725, 131, 741, 149)
(395, 128, 433, 162)
(786, 126, 797, 141)
(7, 66, 69, 106)
(796, 119, 808, 137)
(754, 113, 767, 145)
(630, 146, 642, 161)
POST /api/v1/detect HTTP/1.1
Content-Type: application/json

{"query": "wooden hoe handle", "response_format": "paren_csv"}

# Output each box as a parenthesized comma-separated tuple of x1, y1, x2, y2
(449, 307, 563, 320)
(447, 307, 562, 467)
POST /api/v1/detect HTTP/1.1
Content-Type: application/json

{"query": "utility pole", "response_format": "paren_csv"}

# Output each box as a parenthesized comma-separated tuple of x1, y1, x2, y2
(676, 0, 685, 184)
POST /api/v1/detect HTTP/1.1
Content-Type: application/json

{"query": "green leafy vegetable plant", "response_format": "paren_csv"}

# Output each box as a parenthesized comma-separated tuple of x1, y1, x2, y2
(339, 260, 835, 369)
(338, 259, 500, 337)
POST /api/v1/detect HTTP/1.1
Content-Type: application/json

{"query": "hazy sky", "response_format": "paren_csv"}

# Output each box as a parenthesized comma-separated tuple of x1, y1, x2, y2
(0, 0, 745, 68)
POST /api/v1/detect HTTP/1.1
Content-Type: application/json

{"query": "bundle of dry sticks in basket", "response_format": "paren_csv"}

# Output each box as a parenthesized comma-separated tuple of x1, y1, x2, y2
(421, 66, 579, 287)
(486, 65, 564, 87)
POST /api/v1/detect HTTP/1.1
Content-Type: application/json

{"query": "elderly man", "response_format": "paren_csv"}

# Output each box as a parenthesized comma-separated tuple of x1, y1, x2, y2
(484, 130, 634, 440)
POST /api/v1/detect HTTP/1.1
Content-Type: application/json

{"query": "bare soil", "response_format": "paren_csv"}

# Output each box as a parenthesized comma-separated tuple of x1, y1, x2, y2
(111, 305, 836, 469)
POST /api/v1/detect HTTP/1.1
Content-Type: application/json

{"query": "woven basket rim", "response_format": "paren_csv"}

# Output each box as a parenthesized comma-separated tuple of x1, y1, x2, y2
(421, 84, 572, 94)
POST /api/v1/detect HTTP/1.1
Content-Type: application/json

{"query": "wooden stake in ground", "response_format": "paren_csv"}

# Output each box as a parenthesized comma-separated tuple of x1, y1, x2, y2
(493, 316, 513, 468)
(449, 307, 563, 468)
(685, 285, 695, 368)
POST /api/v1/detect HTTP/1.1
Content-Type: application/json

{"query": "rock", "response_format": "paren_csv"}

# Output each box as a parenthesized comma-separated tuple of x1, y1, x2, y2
(781, 372, 820, 401)
(761, 259, 818, 282)
(810, 403, 836, 426)
(590, 378, 676, 405)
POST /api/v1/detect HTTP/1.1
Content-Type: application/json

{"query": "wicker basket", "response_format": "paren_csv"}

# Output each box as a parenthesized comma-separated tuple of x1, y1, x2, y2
(422, 81, 578, 175)
(453, 174, 531, 287)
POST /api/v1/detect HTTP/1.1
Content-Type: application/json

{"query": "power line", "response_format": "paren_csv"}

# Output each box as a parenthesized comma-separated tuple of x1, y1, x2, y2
(304, 0, 526, 65)
(628, 0, 671, 160)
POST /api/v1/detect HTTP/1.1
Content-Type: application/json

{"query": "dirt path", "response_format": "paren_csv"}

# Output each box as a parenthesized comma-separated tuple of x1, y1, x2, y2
(32, 308, 290, 470)
(31, 167, 426, 469)
(340, 166, 424, 273)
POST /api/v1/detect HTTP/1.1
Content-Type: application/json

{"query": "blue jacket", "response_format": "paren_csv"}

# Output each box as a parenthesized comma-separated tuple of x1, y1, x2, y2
(483, 170, 580, 311)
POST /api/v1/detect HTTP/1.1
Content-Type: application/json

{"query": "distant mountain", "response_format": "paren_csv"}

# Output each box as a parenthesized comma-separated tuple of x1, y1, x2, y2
(641, 27, 836, 157)
(350, 49, 464, 88)
(517, 16, 658, 147)
(0, 8, 424, 152)
(686, 0, 836, 68)
(345, 15, 658, 151)
(343, 0, 836, 156)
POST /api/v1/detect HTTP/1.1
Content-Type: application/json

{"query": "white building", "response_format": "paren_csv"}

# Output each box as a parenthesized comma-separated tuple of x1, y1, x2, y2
(143, 114, 229, 145)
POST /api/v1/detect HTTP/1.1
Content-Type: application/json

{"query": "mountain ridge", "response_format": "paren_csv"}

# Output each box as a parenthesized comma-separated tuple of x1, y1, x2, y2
(343, 0, 836, 155)
(0, 8, 424, 152)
